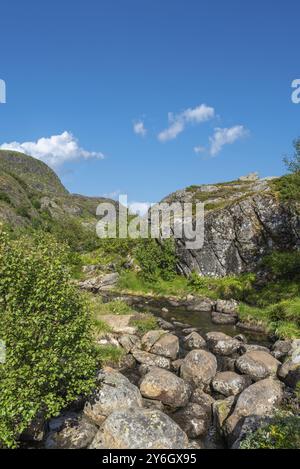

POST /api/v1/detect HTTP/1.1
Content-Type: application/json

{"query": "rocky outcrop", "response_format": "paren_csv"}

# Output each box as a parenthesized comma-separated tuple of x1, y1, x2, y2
(161, 179, 300, 277)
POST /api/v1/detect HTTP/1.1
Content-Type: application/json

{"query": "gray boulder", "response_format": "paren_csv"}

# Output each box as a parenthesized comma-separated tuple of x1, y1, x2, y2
(206, 332, 241, 356)
(45, 413, 97, 449)
(183, 332, 206, 350)
(277, 340, 300, 388)
(211, 312, 237, 325)
(236, 350, 280, 381)
(216, 299, 239, 314)
(84, 368, 143, 425)
(180, 349, 217, 387)
(172, 402, 212, 438)
(139, 367, 191, 408)
(212, 371, 252, 396)
(132, 350, 171, 369)
(224, 378, 284, 444)
(151, 333, 179, 360)
(90, 409, 189, 449)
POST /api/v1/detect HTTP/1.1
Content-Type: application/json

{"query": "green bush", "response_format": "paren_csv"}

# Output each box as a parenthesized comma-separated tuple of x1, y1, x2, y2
(0, 231, 97, 447)
(0, 192, 11, 205)
(262, 251, 300, 280)
(240, 414, 300, 449)
(135, 239, 177, 282)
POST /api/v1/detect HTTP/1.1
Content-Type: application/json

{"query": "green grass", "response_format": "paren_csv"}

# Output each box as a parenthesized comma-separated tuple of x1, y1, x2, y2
(131, 316, 158, 333)
(239, 298, 300, 339)
(118, 271, 191, 297)
(96, 344, 125, 365)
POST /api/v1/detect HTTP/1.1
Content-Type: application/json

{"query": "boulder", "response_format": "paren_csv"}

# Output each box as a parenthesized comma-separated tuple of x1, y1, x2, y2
(224, 378, 284, 444)
(172, 402, 211, 438)
(84, 368, 143, 425)
(118, 334, 141, 353)
(206, 332, 241, 356)
(240, 344, 270, 354)
(211, 312, 237, 325)
(45, 413, 97, 449)
(141, 330, 167, 352)
(171, 359, 184, 373)
(151, 333, 179, 360)
(185, 297, 215, 312)
(216, 299, 239, 315)
(213, 396, 236, 431)
(277, 340, 300, 388)
(236, 350, 280, 381)
(216, 356, 236, 372)
(180, 350, 217, 387)
(157, 318, 175, 330)
(132, 350, 171, 369)
(90, 409, 189, 449)
(190, 388, 215, 410)
(100, 314, 137, 335)
(271, 340, 292, 361)
(182, 332, 206, 350)
(212, 371, 252, 396)
(139, 368, 191, 408)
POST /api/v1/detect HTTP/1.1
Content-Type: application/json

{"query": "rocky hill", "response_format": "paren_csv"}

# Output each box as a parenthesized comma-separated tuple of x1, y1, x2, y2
(162, 174, 300, 277)
(0, 149, 115, 234)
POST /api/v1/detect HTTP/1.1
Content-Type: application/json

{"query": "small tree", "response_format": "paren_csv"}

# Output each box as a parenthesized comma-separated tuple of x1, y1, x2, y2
(135, 238, 177, 282)
(0, 231, 97, 447)
(284, 138, 300, 173)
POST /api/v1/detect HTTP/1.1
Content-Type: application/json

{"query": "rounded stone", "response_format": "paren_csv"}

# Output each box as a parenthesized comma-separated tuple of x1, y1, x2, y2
(180, 349, 217, 387)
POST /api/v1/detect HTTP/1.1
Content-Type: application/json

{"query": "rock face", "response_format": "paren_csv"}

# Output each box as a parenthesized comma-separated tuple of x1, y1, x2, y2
(224, 378, 284, 444)
(90, 409, 189, 449)
(212, 372, 252, 397)
(139, 368, 191, 408)
(84, 368, 143, 425)
(162, 182, 300, 277)
(206, 332, 241, 356)
(180, 350, 217, 387)
(236, 350, 280, 381)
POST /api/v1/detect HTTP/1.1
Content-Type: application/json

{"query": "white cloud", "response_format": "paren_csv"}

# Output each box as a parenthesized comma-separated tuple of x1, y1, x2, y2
(194, 145, 206, 154)
(209, 125, 248, 156)
(133, 120, 147, 137)
(0, 131, 105, 168)
(158, 104, 215, 142)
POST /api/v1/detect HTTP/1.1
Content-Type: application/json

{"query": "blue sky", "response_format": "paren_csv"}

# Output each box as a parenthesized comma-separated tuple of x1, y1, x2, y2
(0, 0, 299, 206)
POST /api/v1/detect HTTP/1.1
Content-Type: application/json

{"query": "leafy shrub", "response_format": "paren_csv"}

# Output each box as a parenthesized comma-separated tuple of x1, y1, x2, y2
(131, 315, 158, 333)
(0, 231, 97, 447)
(135, 239, 177, 282)
(240, 414, 300, 449)
(188, 272, 255, 301)
(262, 251, 300, 280)
(0, 192, 11, 205)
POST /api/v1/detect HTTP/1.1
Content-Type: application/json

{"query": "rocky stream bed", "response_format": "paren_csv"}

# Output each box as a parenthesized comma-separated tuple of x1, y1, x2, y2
(21, 293, 300, 450)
